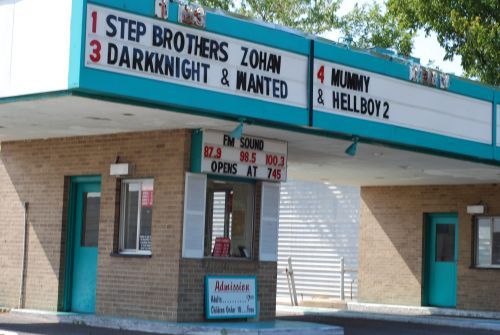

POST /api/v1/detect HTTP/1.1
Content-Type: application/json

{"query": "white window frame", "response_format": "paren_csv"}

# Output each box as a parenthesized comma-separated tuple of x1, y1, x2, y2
(475, 216, 500, 268)
(119, 178, 154, 255)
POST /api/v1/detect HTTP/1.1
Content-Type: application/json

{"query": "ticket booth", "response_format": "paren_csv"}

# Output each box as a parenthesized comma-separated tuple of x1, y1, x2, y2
(178, 129, 286, 321)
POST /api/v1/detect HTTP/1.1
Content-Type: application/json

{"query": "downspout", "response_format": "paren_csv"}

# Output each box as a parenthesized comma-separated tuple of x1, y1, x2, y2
(19, 201, 29, 309)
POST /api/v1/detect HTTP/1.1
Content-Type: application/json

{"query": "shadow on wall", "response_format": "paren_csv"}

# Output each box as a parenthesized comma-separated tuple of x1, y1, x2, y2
(359, 186, 429, 306)
(0, 142, 77, 310)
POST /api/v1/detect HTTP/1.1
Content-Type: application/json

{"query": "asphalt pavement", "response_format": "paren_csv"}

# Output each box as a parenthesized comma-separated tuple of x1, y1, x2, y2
(0, 313, 152, 335)
(1, 310, 500, 335)
(277, 314, 500, 335)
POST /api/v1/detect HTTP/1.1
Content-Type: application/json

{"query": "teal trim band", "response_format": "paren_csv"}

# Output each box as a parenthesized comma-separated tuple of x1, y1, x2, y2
(493, 99, 497, 149)
(314, 40, 408, 81)
(167, 1, 178, 24)
(313, 111, 495, 161)
(71, 175, 102, 183)
(307, 40, 314, 127)
(69, 0, 85, 88)
(78, 70, 308, 126)
(205, 9, 309, 55)
(449, 76, 494, 102)
(191, 129, 203, 173)
(89, 0, 153, 16)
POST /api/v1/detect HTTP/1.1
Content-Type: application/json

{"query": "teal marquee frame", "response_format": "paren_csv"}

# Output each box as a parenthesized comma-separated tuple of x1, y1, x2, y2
(61, 0, 499, 166)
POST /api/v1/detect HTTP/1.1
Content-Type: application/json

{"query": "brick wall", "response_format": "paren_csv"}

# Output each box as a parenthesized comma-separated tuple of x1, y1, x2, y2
(177, 259, 277, 321)
(359, 185, 500, 311)
(0, 150, 25, 308)
(0, 129, 191, 320)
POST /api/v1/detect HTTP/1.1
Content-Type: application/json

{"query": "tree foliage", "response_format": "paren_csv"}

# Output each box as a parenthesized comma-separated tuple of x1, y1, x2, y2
(198, 0, 342, 35)
(387, 0, 499, 85)
(339, 2, 414, 56)
(197, 0, 414, 55)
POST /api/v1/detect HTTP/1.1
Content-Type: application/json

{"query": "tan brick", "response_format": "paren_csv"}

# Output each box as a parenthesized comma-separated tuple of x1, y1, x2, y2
(0, 129, 277, 321)
(359, 185, 500, 311)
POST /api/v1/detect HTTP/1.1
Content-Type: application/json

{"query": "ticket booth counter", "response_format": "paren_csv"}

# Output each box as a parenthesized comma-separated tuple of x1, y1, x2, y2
(176, 129, 286, 321)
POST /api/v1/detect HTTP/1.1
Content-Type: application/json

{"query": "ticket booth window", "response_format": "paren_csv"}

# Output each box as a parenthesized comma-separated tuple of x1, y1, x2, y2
(119, 179, 154, 254)
(204, 179, 255, 258)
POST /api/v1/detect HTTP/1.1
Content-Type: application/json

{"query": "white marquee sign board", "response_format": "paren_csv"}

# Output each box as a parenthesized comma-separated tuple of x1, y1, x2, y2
(201, 130, 287, 182)
(85, 4, 308, 108)
(205, 276, 257, 319)
(313, 59, 492, 144)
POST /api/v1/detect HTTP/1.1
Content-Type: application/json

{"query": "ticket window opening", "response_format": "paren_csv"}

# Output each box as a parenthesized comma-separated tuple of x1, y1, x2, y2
(204, 179, 255, 258)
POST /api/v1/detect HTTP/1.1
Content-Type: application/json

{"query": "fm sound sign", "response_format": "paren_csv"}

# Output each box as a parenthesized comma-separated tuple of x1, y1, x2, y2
(201, 130, 287, 182)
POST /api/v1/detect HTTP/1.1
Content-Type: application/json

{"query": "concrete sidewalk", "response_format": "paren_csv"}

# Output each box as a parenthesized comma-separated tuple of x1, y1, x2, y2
(5, 309, 343, 335)
(277, 304, 500, 332)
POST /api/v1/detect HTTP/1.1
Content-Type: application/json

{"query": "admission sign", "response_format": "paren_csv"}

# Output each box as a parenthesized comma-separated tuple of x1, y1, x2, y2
(85, 4, 308, 108)
(205, 276, 257, 319)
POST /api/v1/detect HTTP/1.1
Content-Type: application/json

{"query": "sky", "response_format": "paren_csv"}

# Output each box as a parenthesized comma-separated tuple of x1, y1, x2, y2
(322, 0, 464, 76)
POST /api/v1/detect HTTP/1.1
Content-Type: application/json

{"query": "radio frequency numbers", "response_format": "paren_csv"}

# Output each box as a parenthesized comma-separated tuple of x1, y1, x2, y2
(265, 154, 286, 167)
(240, 151, 256, 163)
(204, 145, 222, 159)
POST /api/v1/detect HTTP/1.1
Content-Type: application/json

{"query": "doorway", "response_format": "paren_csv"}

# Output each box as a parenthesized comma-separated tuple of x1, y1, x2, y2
(423, 213, 458, 308)
(64, 176, 101, 313)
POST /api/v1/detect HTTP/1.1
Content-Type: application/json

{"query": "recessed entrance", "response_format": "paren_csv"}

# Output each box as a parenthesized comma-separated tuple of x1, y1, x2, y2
(63, 176, 101, 313)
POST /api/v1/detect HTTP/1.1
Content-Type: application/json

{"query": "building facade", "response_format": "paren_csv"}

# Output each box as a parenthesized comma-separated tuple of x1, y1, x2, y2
(1, 0, 499, 323)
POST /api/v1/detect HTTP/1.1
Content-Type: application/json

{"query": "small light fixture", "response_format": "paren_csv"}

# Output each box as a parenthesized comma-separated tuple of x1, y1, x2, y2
(110, 163, 131, 176)
(467, 203, 486, 215)
(345, 137, 359, 157)
(230, 120, 245, 140)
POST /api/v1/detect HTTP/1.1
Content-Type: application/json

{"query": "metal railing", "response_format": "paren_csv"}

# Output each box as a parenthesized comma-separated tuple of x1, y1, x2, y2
(283, 256, 358, 304)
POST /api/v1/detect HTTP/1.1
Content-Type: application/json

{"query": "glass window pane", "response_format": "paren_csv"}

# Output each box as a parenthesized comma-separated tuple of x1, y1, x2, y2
(493, 219, 500, 265)
(205, 180, 254, 258)
(210, 191, 226, 251)
(139, 181, 154, 251)
(229, 183, 254, 258)
(435, 223, 455, 262)
(81, 192, 100, 247)
(123, 183, 139, 250)
(477, 218, 492, 266)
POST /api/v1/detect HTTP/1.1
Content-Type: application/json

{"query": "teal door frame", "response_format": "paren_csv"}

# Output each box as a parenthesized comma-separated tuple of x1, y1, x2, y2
(62, 175, 101, 312)
(423, 212, 458, 308)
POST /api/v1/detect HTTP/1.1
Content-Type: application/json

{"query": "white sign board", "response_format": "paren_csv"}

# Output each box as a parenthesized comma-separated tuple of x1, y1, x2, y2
(313, 59, 492, 144)
(201, 130, 287, 182)
(84, 4, 308, 108)
(205, 276, 257, 319)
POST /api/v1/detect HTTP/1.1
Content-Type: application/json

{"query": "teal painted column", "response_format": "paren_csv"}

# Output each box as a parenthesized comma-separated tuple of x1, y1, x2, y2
(191, 129, 203, 173)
